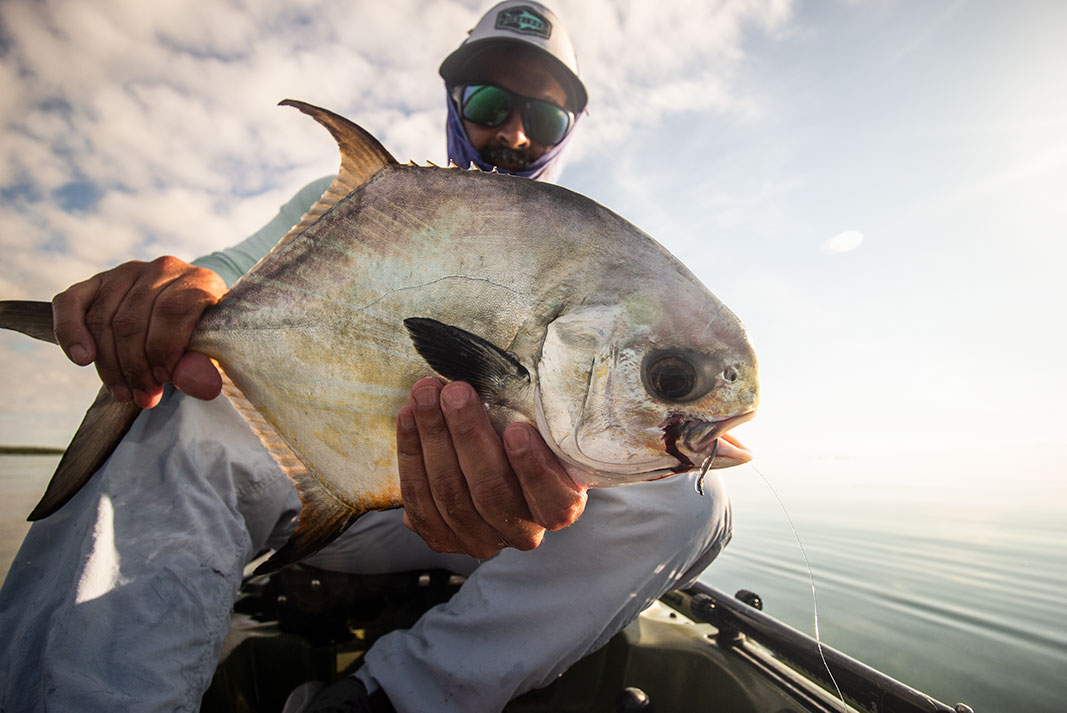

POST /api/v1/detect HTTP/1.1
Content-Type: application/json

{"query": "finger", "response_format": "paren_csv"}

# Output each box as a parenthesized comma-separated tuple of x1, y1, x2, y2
(396, 401, 461, 554)
(52, 276, 103, 366)
(114, 256, 214, 407)
(112, 264, 178, 407)
(171, 352, 223, 401)
(440, 382, 543, 551)
(81, 262, 149, 402)
(409, 379, 503, 558)
(143, 258, 227, 388)
(504, 422, 587, 531)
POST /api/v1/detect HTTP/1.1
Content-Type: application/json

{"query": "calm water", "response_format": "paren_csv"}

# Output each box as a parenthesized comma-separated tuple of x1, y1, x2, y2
(3, 450, 1065, 713)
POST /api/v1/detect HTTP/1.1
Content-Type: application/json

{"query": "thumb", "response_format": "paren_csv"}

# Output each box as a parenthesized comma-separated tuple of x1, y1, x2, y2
(172, 351, 223, 400)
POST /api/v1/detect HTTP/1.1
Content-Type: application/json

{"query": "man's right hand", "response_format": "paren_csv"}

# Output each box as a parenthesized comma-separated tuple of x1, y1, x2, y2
(52, 256, 227, 408)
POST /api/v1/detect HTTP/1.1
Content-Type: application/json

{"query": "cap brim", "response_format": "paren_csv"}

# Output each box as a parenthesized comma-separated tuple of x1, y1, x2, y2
(439, 38, 587, 114)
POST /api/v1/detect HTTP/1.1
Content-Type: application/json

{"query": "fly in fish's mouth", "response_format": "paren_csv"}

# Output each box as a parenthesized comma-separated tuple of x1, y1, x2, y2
(663, 411, 756, 472)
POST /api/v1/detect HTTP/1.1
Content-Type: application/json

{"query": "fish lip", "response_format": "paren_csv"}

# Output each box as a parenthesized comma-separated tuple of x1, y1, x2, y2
(683, 410, 757, 455)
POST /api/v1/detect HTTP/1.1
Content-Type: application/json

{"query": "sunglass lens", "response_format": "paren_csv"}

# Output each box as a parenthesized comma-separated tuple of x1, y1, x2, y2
(461, 85, 511, 127)
(525, 101, 571, 145)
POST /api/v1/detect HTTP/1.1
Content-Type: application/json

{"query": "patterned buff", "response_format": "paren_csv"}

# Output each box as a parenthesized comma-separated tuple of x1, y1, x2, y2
(445, 91, 578, 184)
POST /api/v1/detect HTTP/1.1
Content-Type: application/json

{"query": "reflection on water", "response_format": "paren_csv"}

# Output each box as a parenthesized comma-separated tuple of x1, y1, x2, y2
(2, 448, 1065, 713)
(0, 454, 60, 583)
(702, 445, 1067, 713)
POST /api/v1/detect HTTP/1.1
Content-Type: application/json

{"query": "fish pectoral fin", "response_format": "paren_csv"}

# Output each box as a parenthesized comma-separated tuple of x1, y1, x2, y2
(0, 300, 57, 344)
(29, 387, 142, 520)
(404, 317, 530, 401)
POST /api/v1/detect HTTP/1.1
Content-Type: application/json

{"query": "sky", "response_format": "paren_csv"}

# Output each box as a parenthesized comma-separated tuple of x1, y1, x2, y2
(1, 0, 1065, 491)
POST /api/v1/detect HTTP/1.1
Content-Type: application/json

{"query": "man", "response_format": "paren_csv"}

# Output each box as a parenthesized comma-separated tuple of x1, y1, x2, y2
(0, 4, 734, 713)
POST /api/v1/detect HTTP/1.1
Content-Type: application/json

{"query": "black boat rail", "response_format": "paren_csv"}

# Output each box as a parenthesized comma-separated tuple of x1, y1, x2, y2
(666, 583, 972, 713)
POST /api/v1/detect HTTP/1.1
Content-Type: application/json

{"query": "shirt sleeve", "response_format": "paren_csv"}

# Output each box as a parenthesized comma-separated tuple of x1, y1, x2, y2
(192, 176, 333, 287)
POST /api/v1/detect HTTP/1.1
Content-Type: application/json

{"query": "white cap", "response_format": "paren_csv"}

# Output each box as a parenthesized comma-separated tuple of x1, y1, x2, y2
(439, 1, 587, 112)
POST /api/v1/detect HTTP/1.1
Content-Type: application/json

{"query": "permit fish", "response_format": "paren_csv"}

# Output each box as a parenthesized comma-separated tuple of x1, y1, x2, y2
(0, 100, 758, 572)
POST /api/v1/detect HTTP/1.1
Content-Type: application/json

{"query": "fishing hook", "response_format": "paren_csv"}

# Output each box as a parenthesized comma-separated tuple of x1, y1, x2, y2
(695, 439, 719, 496)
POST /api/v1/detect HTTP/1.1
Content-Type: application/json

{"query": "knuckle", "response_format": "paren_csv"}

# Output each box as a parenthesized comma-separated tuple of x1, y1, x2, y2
(465, 541, 500, 559)
(51, 288, 73, 309)
(83, 307, 112, 333)
(509, 530, 543, 552)
(403, 508, 430, 533)
(444, 408, 483, 441)
(469, 477, 517, 512)
(546, 492, 586, 530)
(150, 255, 183, 275)
(143, 341, 171, 368)
(428, 539, 462, 555)
(433, 480, 469, 517)
(153, 291, 197, 319)
(396, 437, 422, 462)
(110, 309, 144, 339)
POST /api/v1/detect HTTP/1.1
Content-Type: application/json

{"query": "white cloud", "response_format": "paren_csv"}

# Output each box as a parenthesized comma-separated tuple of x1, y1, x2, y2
(0, 0, 796, 444)
(821, 229, 863, 254)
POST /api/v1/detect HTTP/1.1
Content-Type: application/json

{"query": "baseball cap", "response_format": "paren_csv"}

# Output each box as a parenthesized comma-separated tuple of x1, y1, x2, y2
(439, 1, 587, 113)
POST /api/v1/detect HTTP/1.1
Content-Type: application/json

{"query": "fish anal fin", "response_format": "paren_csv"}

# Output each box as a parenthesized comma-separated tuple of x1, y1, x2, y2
(28, 387, 141, 520)
(404, 317, 530, 401)
(216, 362, 371, 572)
(253, 478, 367, 574)
(0, 300, 57, 344)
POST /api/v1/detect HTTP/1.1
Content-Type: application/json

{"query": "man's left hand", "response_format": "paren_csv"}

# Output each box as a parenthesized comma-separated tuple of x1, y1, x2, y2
(396, 378, 587, 558)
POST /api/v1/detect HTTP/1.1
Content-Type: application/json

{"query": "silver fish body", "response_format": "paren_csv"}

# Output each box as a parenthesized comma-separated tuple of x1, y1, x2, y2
(0, 101, 758, 571)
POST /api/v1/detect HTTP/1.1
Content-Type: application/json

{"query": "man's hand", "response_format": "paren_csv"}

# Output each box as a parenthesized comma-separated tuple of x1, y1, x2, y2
(397, 378, 587, 558)
(52, 256, 227, 408)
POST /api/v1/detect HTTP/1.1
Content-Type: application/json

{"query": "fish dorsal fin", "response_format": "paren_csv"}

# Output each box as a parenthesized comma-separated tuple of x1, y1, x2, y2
(248, 100, 399, 263)
(215, 361, 362, 573)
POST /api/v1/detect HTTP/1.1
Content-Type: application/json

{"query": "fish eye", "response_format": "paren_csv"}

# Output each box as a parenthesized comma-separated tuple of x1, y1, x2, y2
(644, 353, 698, 402)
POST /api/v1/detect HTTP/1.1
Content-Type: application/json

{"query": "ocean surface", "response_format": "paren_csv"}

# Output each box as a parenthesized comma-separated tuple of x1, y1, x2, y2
(2, 448, 1064, 713)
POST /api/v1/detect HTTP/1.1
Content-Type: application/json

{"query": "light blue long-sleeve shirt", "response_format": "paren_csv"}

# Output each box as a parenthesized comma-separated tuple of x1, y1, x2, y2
(191, 176, 332, 287)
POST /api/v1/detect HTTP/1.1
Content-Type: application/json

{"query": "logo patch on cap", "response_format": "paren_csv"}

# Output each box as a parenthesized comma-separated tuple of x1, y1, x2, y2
(495, 6, 552, 40)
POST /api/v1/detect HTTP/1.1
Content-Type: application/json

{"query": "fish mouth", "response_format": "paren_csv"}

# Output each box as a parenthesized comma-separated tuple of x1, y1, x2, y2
(663, 411, 756, 472)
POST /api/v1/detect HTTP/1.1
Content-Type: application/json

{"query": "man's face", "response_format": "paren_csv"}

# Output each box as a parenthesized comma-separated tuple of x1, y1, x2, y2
(459, 47, 571, 171)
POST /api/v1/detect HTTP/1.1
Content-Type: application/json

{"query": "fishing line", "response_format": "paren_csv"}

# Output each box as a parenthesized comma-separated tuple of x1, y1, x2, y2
(747, 461, 848, 712)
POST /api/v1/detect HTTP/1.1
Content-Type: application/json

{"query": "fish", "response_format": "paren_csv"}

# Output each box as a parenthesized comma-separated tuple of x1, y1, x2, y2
(0, 99, 759, 573)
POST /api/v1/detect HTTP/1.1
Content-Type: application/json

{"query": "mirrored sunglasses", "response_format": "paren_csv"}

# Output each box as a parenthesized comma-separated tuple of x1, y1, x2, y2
(458, 84, 574, 147)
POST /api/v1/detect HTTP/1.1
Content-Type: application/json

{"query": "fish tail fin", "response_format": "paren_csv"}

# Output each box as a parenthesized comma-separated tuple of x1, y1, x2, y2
(29, 387, 142, 520)
(214, 364, 364, 573)
(0, 299, 140, 520)
(0, 300, 57, 344)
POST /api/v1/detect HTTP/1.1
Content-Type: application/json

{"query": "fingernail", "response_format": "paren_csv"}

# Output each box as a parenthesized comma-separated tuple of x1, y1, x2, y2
(440, 384, 470, 411)
(503, 426, 530, 454)
(412, 384, 438, 407)
(398, 408, 416, 431)
(109, 386, 131, 402)
(69, 345, 89, 364)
